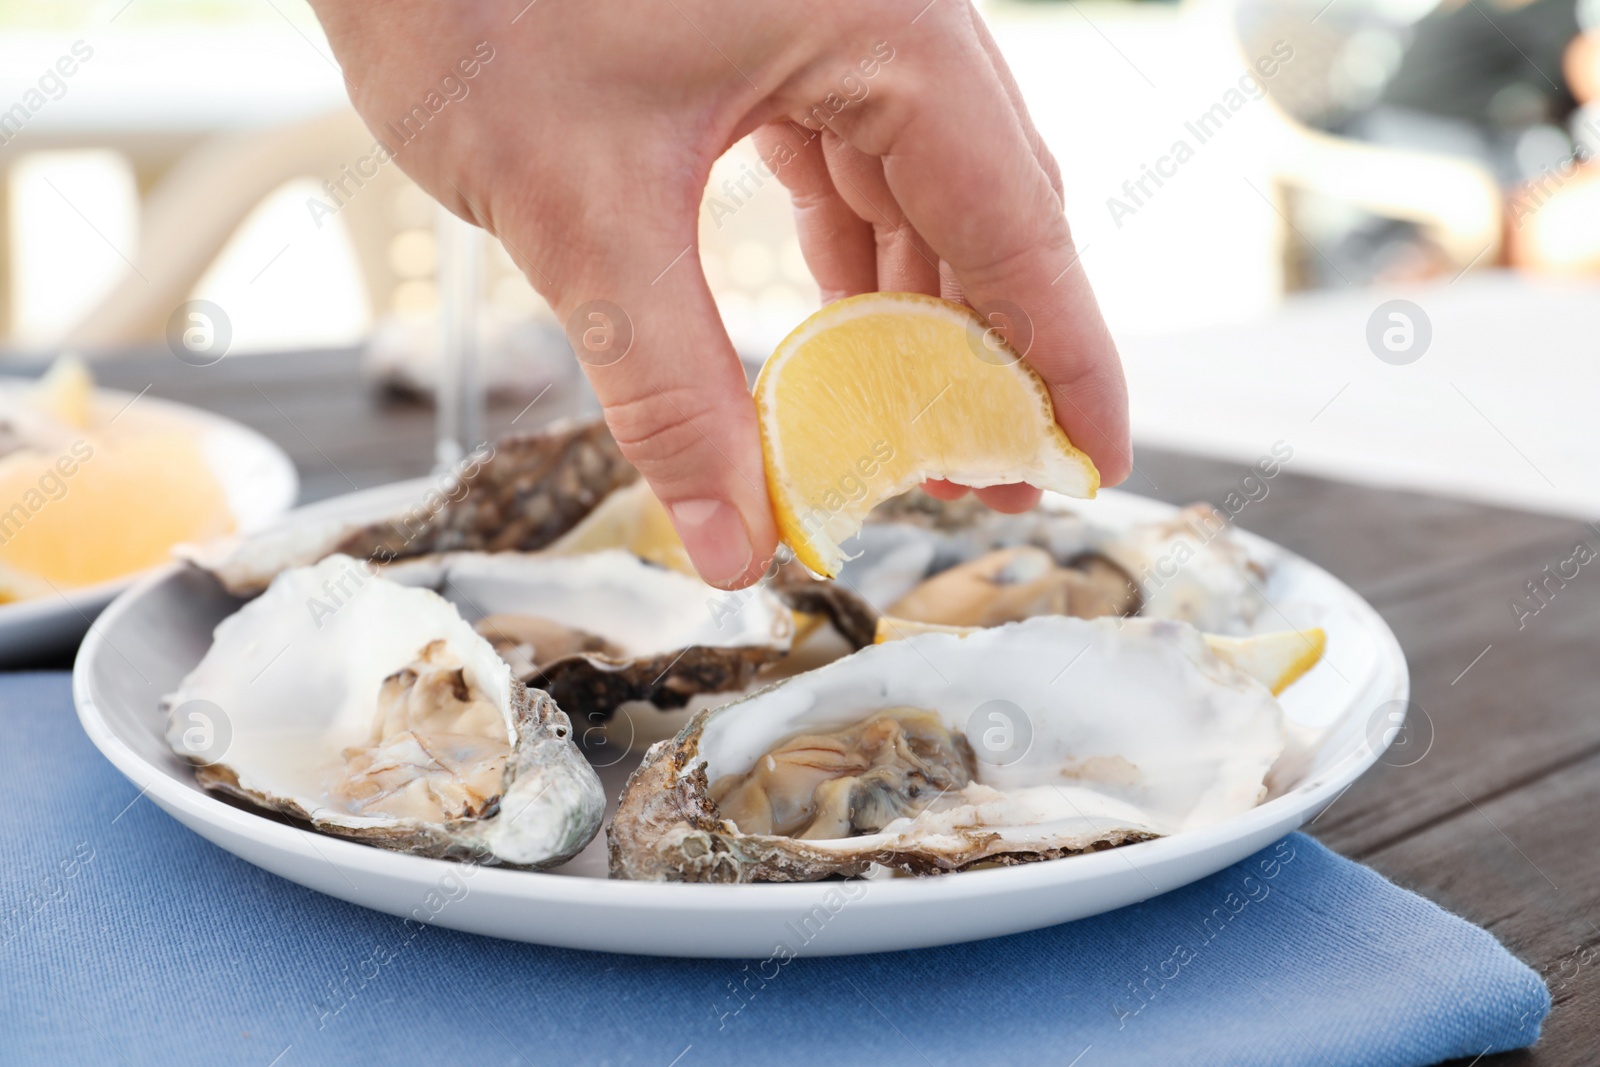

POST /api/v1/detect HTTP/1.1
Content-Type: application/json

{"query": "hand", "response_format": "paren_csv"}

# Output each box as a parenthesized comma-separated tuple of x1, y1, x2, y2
(309, 0, 1130, 588)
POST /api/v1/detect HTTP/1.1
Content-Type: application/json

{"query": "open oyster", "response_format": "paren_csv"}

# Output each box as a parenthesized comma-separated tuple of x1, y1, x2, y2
(164, 555, 605, 868)
(1096, 503, 1267, 633)
(885, 544, 1139, 627)
(778, 493, 1266, 646)
(188, 420, 638, 596)
(383, 548, 793, 721)
(608, 616, 1302, 882)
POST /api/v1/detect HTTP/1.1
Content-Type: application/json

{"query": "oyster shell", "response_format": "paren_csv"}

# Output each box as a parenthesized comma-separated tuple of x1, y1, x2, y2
(776, 493, 1264, 646)
(1096, 503, 1266, 633)
(189, 420, 638, 596)
(608, 615, 1290, 882)
(165, 554, 605, 868)
(382, 548, 794, 721)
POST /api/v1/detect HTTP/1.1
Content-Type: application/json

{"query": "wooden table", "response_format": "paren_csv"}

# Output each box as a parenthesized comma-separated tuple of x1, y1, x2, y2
(44, 346, 1600, 1065)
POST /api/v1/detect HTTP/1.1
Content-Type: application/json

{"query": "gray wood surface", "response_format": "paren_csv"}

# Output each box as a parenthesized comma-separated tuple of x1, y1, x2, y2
(43, 346, 1600, 1065)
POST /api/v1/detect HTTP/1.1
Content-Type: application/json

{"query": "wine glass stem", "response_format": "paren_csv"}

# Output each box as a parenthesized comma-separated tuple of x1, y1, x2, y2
(435, 207, 484, 473)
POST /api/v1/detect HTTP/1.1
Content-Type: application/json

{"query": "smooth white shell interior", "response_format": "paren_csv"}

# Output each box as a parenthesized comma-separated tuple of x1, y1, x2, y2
(1097, 510, 1266, 635)
(165, 554, 514, 827)
(692, 616, 1285, 847)
(386, 549, 792, 656)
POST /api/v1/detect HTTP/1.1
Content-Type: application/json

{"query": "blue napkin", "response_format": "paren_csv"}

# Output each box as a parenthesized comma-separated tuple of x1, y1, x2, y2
(2, 673, 1548, 1066)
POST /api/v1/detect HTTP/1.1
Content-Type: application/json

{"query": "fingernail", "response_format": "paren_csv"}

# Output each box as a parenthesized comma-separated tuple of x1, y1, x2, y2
(670, 499, 753, 588)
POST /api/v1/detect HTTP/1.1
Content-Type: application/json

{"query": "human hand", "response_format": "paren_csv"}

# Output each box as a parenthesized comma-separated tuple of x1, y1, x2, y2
(308, 0, 1130, 588)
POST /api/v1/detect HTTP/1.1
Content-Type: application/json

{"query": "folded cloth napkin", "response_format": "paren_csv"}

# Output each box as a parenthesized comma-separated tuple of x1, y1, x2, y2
(2, 673, 1548, 1067)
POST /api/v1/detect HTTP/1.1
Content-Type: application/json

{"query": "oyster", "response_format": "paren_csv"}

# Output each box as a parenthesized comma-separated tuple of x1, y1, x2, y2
(1096, 503, 1266, 634)
(608, 615, 1297, 882)
(189, 420, 638, 596)
(885, 545, 1138, 627)
(777, 492, 1264, 646)
(165, 554, 605, 868)
(382, 548, 794, 721)
(709, 708, 975, 839)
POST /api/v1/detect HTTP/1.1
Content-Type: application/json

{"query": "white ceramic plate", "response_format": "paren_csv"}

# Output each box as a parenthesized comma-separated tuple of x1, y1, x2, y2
(0, 388, 296, 663)
(73, 483, 1406, 958)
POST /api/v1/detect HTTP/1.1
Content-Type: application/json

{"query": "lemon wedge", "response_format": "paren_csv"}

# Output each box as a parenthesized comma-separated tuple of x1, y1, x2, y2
(755, 293, 1098, 576)
(873, 615, 1326, 696)
(1202, 628, 1327, 696)
(546, 480, 694, 574)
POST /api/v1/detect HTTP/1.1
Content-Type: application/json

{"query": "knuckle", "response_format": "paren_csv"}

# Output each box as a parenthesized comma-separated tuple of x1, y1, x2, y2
(602, 386, 717, 477)
(965, 223, 1073, 288)
(1039, 147, 1066, 206)
(845, 84, 917, 158)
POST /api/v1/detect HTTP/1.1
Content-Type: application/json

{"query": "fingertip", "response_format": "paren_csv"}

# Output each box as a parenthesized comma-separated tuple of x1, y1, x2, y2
(921, 478, 970, 501)
(740, 518, 783, 591)
(1084, 425, 1134, 488)
(973, 483, 1042, 513)
(1098, 446, 1133, 488)
(668, 497, 758, 590)
(1047, 373, 1132, 490)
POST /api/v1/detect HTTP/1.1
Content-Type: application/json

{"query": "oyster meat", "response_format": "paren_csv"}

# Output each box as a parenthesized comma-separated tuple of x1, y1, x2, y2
(885, 545, 1139, 627)
(165, 554, 605, 868)
(609, 616, 1297, 882)
(710, 708, 975, 839)
(781, 492, 1265, 645)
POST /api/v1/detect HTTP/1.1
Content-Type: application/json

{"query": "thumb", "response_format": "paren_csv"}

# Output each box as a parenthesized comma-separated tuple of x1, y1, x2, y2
(556, 219, 777, 590)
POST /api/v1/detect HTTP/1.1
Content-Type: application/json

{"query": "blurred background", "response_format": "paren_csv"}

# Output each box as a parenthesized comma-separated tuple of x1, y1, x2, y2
(1, 0, 1597, 511)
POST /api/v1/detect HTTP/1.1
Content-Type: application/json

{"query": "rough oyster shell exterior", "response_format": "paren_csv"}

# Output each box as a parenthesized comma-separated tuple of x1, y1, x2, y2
(190, 420, 638, 596)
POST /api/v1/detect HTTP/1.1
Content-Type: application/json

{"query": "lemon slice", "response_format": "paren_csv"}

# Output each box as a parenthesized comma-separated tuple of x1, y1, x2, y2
(546, 480, 695, 574)
(873, 616, 975, 643)
(755, 293, 1098, 576)
(874, 615, 1325, 696)
(1203, 628, 1327, 696)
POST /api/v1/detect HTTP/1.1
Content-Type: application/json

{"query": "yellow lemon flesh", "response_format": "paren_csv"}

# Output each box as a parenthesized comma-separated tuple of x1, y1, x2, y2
(547, 480, 695, 575)
(874, 615, 1326, 696)
(1202, 628, 1327, 696)
(755, 293, 1098, 577)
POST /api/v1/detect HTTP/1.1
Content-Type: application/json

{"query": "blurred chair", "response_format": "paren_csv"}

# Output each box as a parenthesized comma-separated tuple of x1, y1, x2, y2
(57, 108, 407, 349)
(11, 104, 573, 401)
(5, 0, 1511, 361)
(26, 103, 815, 370)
